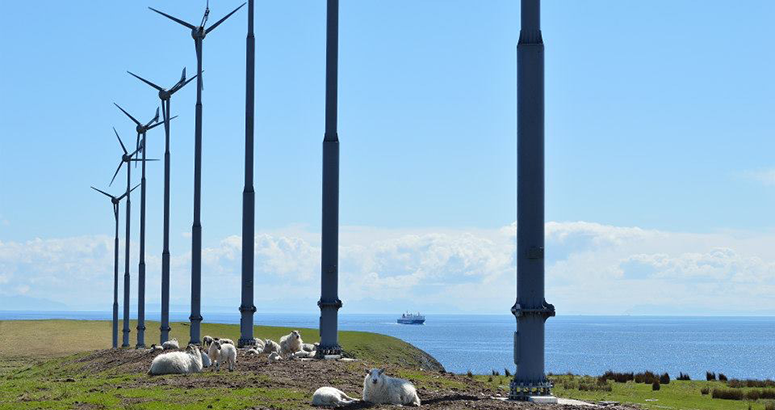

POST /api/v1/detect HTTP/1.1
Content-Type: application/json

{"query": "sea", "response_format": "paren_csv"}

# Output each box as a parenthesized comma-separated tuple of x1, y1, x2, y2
(2, 311, 773, 380)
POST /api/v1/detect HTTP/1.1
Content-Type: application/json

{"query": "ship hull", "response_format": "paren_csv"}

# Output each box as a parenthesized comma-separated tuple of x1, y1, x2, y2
(397, 319, 425, 325)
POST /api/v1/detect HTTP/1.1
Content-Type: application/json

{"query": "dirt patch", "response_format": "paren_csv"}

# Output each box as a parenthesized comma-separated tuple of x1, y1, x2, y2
(68, 349, 637, 410)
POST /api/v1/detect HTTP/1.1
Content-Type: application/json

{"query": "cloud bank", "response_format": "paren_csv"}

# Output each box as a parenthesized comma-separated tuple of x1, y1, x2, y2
(1, 222, 774, 315)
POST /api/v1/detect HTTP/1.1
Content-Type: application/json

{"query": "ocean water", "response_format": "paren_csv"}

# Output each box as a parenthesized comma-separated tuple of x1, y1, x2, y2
(2, 311, 773, 380)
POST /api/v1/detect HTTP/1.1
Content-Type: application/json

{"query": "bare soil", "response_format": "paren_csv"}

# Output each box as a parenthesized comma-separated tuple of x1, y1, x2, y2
(71, 349, 638, 410)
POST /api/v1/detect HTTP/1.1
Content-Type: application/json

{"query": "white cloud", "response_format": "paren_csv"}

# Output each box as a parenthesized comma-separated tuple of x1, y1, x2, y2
(1, 222, 774, 315)
(743, 168, 775, 186)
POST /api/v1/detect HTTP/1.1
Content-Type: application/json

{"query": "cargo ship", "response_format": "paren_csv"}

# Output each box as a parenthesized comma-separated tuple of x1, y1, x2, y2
(397, 312, 425, 325)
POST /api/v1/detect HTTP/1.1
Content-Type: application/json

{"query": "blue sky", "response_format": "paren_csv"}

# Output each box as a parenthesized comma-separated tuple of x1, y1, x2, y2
(1, 1, 774, 314)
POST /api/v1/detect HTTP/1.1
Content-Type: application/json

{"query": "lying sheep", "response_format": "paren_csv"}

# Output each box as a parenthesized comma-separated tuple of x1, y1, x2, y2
(162, 338, 179, 350)
(148, 344, 164, 352)
(363, 368, 421, 406)
(302, 343, 316, 352)
(312, 387, 359, 407)
(147, 345, 203, 375)
(245, 348, 261, 356)
(201, 349, 212, 368)
(253, 338, 266, 352)
(292, 350, 316, 359)
(267, 352, 282, 362)
(203, 335, 213, 347)
(280, 330, 303, 356)
(207, 340, 237, 372)
(263, 339, 280, 354)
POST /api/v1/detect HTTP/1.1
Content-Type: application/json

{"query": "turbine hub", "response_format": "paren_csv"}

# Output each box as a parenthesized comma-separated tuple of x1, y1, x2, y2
(192, 27, 206, 40)
(159, 90, 171, 100)
(136, 125, 144, 134)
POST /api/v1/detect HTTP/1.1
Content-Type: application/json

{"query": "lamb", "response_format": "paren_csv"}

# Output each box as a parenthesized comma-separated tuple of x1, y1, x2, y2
(245, 348, 261, 356)
(279, 330, 303, 356)
(215, 338, 234, 345)
(162, 338, 179, 350)
(312, 387, 359, 407)
(149, 344, 163, 352)
(302, 343, 317, 352)
(267, 352, 282, 362)
(263, 339, 281, 354)
(147, 345, 203, 375)
(253, 338, 266, 352)
(207, 340, 237, 372)
(292, 350, 316, 359)
(362, 368, 421, 406)
(203, 335, 213, 347)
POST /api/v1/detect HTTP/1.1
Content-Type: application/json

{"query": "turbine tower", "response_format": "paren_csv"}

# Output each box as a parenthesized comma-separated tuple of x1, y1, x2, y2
(149, 0, 246, 345)
(317, 0, 342, 357)
(127, 68, 195, 344)
(238, 0, 257, 349)
(91, 184, 138, 348)
(109, 128, 143, 347)
(114, 104, 163, 348)
(511, 0, 556, 402)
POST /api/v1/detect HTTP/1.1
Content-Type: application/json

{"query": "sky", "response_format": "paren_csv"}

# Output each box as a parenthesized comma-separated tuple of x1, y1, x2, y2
(0, 1, 774, 315)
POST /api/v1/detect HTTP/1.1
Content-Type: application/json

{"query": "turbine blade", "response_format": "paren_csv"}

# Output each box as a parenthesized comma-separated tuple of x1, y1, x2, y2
(130, 158, 160, 162)
(109, 161, 124, 186)
(148, 115, 177, 130)
(170, 68, 191, 94)
(135, 133, 141, 168)
(127, 71, 163, 92)
(148, 7, 196, 30)
(180, 67, 187, 83)
(205, 2, 246, 35)
(145, 107, 160, 128)
(114, 103, 141, 126)
(91, 186, 114, 199)
(113, 127, 128, 155)
(117, 183, 141, 201)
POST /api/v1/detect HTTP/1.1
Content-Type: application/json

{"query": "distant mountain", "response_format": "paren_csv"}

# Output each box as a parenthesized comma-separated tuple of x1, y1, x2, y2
(0, 295, 68, 311)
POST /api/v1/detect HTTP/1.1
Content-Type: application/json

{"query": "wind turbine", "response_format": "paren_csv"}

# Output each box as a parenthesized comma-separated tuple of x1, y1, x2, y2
(113, 104, 163, 348)
(317, 0, 342, 357)
(149, 0, 246, 345)
(108, 128, 144, 347)
(91, 184, 139, 349)
(126, 68, 195, 345)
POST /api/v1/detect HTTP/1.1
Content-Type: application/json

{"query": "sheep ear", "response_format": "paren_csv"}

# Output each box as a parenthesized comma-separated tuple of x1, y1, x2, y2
(379, 368, 385, 375)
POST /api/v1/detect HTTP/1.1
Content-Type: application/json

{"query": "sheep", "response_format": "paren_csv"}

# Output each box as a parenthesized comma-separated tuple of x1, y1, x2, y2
(245, 348, 261, 356)
(207, 340, 237, 372)
(203, 335, 213, 347)
(362, 368, 421, 406)
(201, 349, 212, 368)
(267, 352, 282, 362)
(147, 345, 203, 375)
(312, 387, 359, 407)
(263, 339, 281, 354)
(292, 350, 316, 359)
(279, 330, 303, 356)
(148, 344, 164, 352)
(214, 337, 234, 345)
(253, 338, 266, 352)
(162, 338, 179, 350)
(302, 343, 316, 352)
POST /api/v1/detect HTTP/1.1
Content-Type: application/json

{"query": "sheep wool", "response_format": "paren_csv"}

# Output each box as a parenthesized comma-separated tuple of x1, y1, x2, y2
(268, 352, 282, 362)
(302, 343, 316, 352)
(162, 339, 180, 350)
(147, 345, 203, 375)
(207, 340, 237, 372)
(362, 368, 421, 406)
(201, 350, 212, 368)
(279, 330, 303, 356)
(202, 335, 214, 347)
(312, 387, 358, 407)
(263, 339, 281, 354)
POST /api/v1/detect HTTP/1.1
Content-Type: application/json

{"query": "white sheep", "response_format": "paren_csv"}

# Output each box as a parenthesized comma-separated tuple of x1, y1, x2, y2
(302, 343, 316, 352)
(279, 330, 303, 356)
(148, 344, 164, 352)
(162, 338, 179, 350)
(312, 387, 359, 407)
(267, 352, 282, 362)
(263, 339, 281, 354)
(292, 350, 316, 359)
(253, 338, 266, 352)
(362, 368, 421, 406)
(147, 345, 203, 375)
(201, 349, 212, 368)
(203, 335, 213, 347)
(215, 338, 234, 345)
(245, 348, 261, 356)
(207, 340, 237, 372)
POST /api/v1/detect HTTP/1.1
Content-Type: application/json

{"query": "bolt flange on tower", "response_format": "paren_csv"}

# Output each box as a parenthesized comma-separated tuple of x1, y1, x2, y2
(511, 0, 556, 403)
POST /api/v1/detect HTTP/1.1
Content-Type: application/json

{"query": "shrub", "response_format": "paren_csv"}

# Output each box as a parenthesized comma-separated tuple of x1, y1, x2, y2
(701, 387, 710, 395)
(466, 370, 473, 378)
(599, 371, 635, 383)
(718, 373, 728, 381)
(635, 371, 659, 384)
(765, 402, 775, 410)
(652, 382, 660, 391)
(659, 373, 670, 384)
(492, 369, 500, 376)
(707, 371, 717, 381)
(759, 389, 775, 399)
(746, 390, 760, 401)
(712, 388, 744, 400)
(488, 376, 493, 382)
(728, 379, 775, 389)
(504, 368, 511, 377)
(677, 372, 691, 381)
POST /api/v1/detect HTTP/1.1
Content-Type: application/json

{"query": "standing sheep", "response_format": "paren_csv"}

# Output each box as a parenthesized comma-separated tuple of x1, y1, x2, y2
(203, 335, 213, 347)
(279, 330, 303, 356)
(147, 345, 203, 375)
(362, 368, 421, 406)
(207, 340, 237, 372)
(312, 387, 359, 407)
(263, 339, 281, 354)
